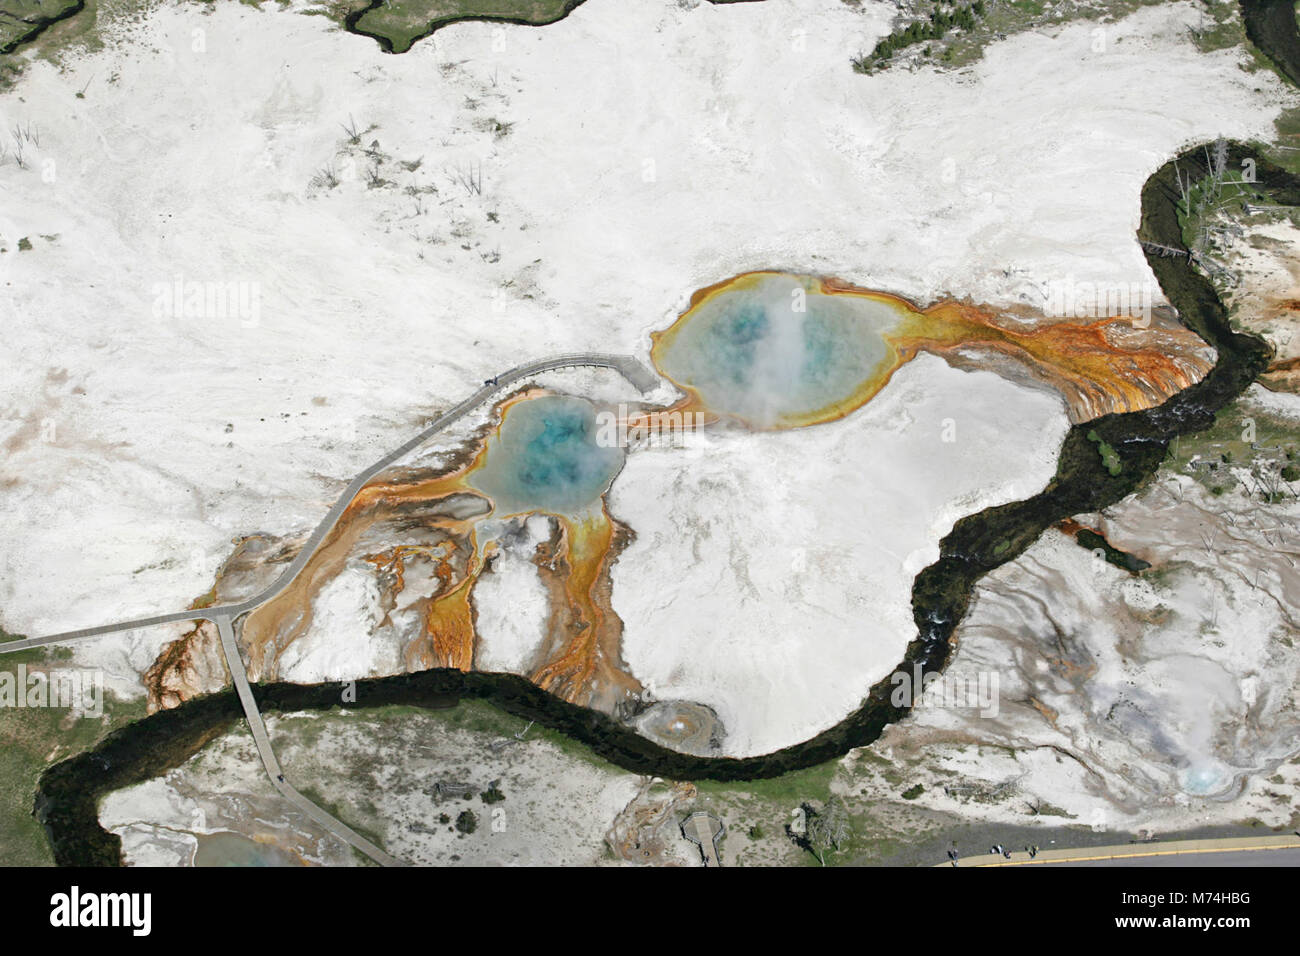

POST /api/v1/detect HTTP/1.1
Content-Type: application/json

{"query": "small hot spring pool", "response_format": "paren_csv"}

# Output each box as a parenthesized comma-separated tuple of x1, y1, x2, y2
(469, 394, 625, 517)
(193, 831, 302, 867)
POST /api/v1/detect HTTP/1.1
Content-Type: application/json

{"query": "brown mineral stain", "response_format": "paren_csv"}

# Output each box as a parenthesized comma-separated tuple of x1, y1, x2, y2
(529, 506, 641, 709)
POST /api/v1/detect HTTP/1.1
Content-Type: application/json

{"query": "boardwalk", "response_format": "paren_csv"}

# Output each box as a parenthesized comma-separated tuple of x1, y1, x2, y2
(680, 812, 725, 867)
(215, 614, 404, 867)
(1, 353, 658, 653)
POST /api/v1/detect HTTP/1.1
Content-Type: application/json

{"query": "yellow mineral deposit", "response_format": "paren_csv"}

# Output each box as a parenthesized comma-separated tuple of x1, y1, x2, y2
(650, 271, 1213, 428)
(146, 271, 1216, 713)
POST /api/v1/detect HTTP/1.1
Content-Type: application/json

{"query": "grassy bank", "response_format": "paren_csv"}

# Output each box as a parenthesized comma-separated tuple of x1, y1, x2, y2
(347, 0, 583, 55)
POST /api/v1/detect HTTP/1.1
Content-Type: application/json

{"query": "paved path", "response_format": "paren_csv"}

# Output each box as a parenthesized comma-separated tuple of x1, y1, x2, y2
(940, 833, 1300, 867)
(214, 614, 404, 867)
(0, 352, 658, 653)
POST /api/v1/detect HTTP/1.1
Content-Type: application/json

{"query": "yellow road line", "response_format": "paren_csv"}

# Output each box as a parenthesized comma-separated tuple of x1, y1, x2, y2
(957, 841, 1300, 866)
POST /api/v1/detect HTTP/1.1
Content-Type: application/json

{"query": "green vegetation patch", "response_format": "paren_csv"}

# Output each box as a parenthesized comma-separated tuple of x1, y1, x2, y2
(855, 0, 1177, 75)
(693, 755, 838, 805)
(1073, 527, 1150, 573)
(0, 0, 84, 56)
(350, 0, 582, 54)
(854, 1, 985, 72)
(0, 688, 146, 866)
(1086, 428, 1123, 476)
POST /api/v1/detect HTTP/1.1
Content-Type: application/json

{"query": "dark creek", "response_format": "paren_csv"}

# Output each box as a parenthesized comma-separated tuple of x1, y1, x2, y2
(1240, 0, 1300, 87)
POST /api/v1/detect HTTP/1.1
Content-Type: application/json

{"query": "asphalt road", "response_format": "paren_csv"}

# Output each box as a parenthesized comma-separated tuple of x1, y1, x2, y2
(945, 835, 1300, 867)
(1059, 848, 1300, 866)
